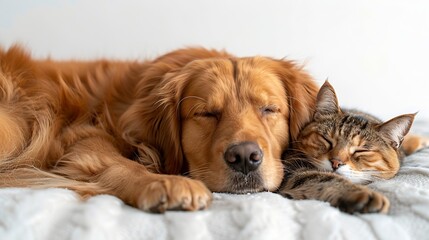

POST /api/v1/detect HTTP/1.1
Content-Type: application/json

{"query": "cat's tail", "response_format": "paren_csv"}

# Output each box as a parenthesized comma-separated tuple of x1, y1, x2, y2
(402, 134, 429, 155)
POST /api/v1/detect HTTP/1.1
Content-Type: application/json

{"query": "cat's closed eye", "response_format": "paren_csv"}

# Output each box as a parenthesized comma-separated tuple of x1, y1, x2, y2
(317, 135, 333, 152)
(350, 147, 375, 162)
(351, 147, 372, 155)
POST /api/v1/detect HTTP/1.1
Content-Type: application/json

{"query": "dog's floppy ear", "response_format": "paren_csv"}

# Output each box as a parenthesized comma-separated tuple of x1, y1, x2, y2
(276, 60, 318, 142)
(118, 70, 188, 175)
(118, 48, 232, 174)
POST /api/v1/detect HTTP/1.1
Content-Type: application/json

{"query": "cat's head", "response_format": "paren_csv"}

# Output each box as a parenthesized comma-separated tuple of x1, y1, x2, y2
(295, 81, 415, 183)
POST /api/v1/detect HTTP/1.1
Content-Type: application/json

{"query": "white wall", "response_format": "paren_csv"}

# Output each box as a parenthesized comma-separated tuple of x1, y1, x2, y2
(1, 0, 429, 121)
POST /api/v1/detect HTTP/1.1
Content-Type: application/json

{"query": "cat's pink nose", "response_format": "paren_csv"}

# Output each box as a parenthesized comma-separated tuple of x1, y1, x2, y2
(330, 158, 344, 170)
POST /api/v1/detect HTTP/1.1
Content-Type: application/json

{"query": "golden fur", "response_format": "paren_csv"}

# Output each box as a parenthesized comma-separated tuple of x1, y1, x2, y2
(0, 45, 318, 212)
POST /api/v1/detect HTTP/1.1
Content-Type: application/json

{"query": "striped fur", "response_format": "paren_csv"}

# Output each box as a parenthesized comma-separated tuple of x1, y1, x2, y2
(279, 150, 389, 214)
(293, 81, 416, 183)
(278, 81, 425, 214)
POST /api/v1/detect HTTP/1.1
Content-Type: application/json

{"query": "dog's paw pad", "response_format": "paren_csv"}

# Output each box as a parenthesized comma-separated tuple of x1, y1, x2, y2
(137, 175, 212, 212)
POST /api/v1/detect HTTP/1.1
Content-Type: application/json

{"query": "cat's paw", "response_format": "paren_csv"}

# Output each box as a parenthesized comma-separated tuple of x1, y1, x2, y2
(337, 188, 390, 214)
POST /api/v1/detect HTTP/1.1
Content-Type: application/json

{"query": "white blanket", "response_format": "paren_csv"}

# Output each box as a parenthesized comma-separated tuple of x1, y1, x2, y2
(1, 131, 428, 240)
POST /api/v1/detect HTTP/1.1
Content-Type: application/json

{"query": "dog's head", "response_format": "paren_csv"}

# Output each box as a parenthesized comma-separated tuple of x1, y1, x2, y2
(120, 54, 317, 193)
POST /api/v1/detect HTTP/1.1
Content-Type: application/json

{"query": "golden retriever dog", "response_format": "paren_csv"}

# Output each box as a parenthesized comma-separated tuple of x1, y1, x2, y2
(0, 45, 318, 212)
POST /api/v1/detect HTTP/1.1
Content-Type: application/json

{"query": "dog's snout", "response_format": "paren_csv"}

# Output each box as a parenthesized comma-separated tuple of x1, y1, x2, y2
(224, 142, 263, 174)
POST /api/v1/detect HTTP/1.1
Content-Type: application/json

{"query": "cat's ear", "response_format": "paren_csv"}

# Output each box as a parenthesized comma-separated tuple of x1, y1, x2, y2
(314, 81, 341, 120)
(378, 113, 416, 149)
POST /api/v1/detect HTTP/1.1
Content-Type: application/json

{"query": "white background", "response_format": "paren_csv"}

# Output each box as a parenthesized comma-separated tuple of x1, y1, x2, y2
(1, 0, 428, 121)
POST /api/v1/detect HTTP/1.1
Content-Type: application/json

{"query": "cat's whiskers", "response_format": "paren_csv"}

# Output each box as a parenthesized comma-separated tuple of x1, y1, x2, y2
(361, 170, 397, 173)
(335, 166, 375, 183)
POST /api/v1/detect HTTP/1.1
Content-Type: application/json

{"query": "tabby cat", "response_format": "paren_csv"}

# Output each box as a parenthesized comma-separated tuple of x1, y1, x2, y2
(278, 81, 424, 214)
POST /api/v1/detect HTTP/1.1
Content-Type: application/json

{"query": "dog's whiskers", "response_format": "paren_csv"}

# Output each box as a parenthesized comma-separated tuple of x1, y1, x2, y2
(182, 165, 211, 177)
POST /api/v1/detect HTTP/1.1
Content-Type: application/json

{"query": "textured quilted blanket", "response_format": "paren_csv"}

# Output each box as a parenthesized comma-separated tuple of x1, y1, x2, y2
(0, 124, 428, 240)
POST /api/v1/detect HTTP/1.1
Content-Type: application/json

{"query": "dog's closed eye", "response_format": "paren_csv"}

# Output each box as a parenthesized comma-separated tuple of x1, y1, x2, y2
(260, 105, 279, 116)
(194, 111, 221, 120)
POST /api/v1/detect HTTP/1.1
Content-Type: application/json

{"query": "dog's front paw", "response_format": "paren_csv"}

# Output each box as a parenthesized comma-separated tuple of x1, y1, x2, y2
(337, 188, 389, 214)
(137, 175, 212, 213)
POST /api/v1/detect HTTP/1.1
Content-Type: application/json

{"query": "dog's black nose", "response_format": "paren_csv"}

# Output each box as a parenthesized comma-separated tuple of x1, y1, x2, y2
(224, 142, 263, 175)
